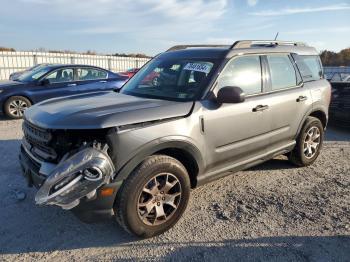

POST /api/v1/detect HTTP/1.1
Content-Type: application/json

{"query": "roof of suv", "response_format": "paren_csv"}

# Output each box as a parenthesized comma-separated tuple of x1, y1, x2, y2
(164, 40, 319, 58)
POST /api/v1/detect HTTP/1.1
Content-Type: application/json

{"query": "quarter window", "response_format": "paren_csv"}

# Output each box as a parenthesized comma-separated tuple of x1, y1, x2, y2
(266, 55, 297, 90)
(292, 55, 323, 82)
(77, 68, 108, 81)
(218, 55, 262, 95)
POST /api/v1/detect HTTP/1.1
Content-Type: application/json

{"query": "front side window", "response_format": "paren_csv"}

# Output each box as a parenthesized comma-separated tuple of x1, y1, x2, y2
(121, 58, 216, 101)
(217, 55, 262, 95)
(267, 54, 297, 90)
(293, 55, 323, 82)
(77, 68, 108, 81)
(44, 68, 74, 83)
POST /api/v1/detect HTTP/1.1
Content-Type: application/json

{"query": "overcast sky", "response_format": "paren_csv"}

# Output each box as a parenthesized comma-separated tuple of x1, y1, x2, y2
(0, 0, 349, 55)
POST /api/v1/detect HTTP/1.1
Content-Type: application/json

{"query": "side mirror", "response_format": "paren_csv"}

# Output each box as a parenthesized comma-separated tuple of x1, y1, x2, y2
(216, 86, 245, 104)
(40, 79, 50, 86)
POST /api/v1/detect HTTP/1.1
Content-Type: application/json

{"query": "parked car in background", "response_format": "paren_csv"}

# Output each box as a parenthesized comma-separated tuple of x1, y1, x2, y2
(119, 68, 140, 78)
(9, 63, 52, 81)
(328, 73, 350, 82)
(0, 64, 128, 118)
(329, 82, 350, 127)
(120, 67, 160, 86)
(343, 75, 350, 82)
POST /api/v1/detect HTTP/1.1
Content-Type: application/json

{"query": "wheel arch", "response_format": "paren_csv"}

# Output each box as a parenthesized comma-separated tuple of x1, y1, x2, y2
(309, 110, 327, 129)
(113, 140, 204, 189)
(296, 107, 328, 139)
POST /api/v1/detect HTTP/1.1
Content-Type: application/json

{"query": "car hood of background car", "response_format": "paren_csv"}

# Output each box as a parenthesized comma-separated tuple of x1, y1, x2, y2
(0, 80, 24, 89)
(24, 91, 194, 129)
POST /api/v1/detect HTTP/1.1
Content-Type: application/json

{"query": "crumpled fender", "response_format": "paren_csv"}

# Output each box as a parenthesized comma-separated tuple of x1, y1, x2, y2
(35, 146, 115, 210)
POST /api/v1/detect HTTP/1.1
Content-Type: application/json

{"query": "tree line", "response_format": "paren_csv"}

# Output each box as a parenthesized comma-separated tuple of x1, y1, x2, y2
(320, 48, 350, 66)
(1, 46, 349, 65)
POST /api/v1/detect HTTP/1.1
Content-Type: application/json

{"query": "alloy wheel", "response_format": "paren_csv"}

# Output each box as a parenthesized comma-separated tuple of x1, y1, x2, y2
(303, 126, 321, 159)
(8, 99, 29, 117)
(137, 173, 182, 226)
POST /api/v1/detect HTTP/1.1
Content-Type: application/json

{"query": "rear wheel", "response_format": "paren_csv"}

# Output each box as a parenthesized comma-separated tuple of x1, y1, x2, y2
(114, 155, 191, 238)
(4, 96, 31, 119)
(289, 116, 324, 166)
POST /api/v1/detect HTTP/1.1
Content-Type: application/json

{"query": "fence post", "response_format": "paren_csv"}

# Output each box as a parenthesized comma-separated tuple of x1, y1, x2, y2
(135, 59, 139, 69)
(33, 54, 38, 66)
(71, 56, 75, 64)
(108, 58, 112, 71)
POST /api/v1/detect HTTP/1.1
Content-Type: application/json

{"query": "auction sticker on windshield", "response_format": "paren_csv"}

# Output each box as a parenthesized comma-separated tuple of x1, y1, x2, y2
(184, 62, 212, 74)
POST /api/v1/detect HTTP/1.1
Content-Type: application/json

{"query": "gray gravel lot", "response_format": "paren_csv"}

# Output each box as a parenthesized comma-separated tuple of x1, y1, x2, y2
(0, 117, 349, 261)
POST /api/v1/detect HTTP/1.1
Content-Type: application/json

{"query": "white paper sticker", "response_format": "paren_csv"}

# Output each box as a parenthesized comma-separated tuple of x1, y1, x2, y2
(184, 63, 211, 74)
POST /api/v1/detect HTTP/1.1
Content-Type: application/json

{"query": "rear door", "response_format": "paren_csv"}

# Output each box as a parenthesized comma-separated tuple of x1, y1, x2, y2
(262, 53, 312, 150)
(75, 67, 109, 92)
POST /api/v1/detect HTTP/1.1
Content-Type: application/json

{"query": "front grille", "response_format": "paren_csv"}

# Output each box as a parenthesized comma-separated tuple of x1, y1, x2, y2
(23, 121, 51, 142)
(22, 120, 56, 160)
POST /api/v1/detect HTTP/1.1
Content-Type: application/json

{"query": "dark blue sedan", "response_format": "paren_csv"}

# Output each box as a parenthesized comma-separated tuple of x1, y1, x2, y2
(0, 64, 128, 118)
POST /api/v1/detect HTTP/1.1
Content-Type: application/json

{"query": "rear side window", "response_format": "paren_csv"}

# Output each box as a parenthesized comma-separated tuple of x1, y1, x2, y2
(266, 54, 297, 90)
(292, 55, 323, 82)
(218, 55, 262, 95)
(77, 68, 108, 81)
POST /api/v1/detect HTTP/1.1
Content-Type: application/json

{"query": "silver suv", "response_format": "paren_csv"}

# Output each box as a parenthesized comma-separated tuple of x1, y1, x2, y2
(19, 40, 331, 238)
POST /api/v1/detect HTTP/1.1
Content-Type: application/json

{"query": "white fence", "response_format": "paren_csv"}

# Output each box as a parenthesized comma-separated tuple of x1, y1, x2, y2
(0, 51, 151, 80)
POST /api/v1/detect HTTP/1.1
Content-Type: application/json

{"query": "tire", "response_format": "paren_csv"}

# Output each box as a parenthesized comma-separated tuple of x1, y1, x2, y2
(289, 116, 324, 167)
(4, 96, 32, 119)
(114, 155, 191, 238)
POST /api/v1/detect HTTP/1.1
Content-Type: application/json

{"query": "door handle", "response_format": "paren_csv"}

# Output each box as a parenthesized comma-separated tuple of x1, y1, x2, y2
(252, 105, 269, 112)
(67, 83, 77, 87)
(296, 95, 308, 102)
(99, 80, 107, 83)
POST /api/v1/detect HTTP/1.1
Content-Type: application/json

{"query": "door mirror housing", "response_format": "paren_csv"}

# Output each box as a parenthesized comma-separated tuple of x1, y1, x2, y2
(40, 79, 50, 86)
(216, 86, 246, 104)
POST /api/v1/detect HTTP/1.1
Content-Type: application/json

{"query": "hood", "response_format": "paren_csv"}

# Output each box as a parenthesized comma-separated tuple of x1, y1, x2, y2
(24, 91, 193, 129)
(9, 71, 24, 80)
(0, 80, 24, 89)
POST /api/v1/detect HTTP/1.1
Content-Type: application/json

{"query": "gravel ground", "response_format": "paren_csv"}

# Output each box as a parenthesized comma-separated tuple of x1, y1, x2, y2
(0, 117, 349, 261)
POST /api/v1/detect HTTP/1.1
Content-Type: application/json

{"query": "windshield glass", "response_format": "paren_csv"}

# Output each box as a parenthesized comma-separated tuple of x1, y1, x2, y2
(17, 66, 52, 82)
(121, 57, 217, 101)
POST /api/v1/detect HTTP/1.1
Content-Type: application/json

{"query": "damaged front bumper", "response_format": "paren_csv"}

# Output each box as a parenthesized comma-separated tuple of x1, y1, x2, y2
(19, 141, 117, 212)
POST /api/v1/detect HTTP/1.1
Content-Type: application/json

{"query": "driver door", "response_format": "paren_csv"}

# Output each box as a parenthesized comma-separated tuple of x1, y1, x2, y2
(203, 55, 272, 173)
(34, 68, 77, 101)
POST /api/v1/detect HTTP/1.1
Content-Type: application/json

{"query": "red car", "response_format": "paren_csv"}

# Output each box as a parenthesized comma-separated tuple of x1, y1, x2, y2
(120, 68, 160, 86)
(119, 68, 140, 78)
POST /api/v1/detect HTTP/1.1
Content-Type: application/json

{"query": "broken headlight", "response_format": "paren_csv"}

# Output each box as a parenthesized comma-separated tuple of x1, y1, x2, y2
(35, 143, 115, 210)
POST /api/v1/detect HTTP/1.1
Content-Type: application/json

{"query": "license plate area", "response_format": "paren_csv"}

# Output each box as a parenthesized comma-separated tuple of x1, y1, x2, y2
(19, 147, 46, 188)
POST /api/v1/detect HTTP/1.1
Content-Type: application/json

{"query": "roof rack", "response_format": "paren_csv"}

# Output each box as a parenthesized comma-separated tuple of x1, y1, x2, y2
(166, 45, 230, 52)
(230, 40, 307, 49)
(166, 40, 307, 52)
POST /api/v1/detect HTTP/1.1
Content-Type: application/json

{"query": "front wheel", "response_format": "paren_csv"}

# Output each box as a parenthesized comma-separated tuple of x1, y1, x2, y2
(114, 155, 191, 238)
(4, 96, 32, 119)
(289, 116, 324, 166)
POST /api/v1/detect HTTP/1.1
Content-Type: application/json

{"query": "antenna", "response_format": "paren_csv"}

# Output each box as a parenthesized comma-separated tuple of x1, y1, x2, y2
(274, 32, 279, 40)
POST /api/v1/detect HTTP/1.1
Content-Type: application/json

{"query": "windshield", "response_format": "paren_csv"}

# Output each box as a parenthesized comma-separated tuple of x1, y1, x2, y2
(121, 57, 217, 101)
(17, 66, 52, 82)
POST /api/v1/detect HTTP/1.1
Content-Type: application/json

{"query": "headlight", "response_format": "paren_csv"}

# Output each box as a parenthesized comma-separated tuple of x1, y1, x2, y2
(0, 90, 3, 94)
